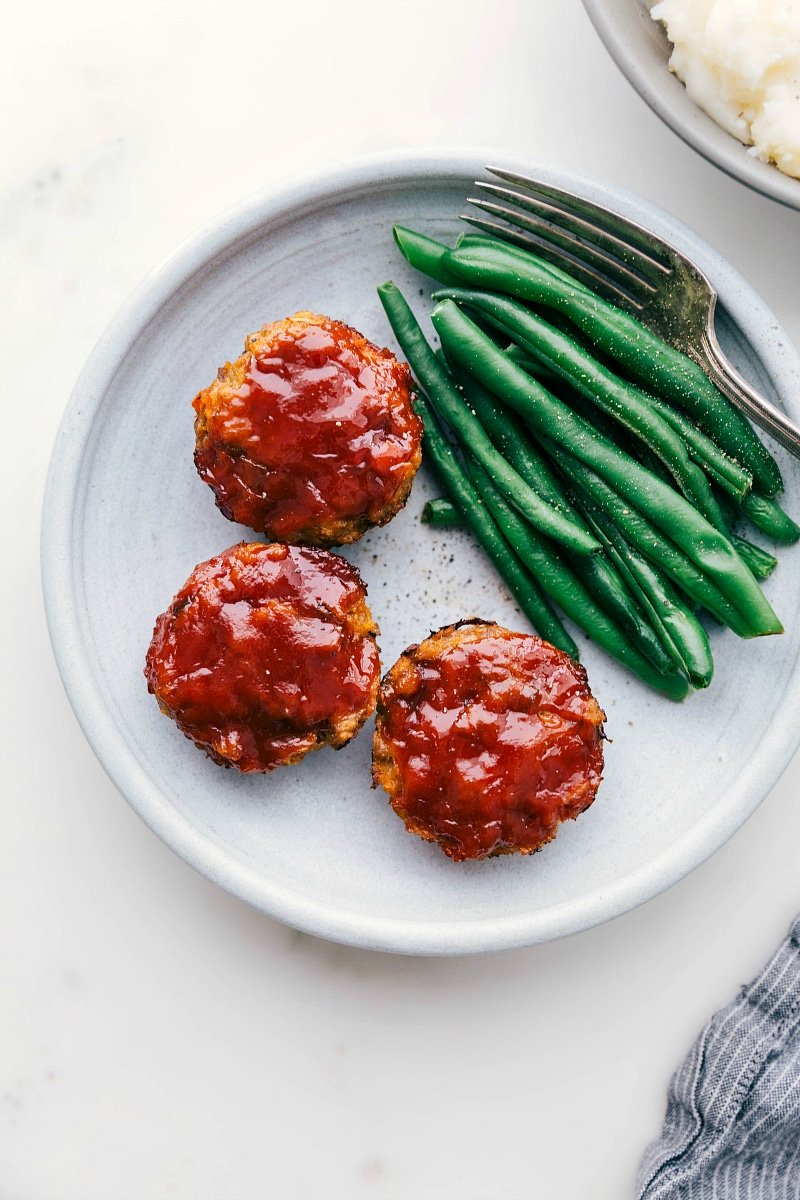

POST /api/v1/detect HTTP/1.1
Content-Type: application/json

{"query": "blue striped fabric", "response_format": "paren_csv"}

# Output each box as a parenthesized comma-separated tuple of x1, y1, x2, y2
(639, 916, 800, 1199)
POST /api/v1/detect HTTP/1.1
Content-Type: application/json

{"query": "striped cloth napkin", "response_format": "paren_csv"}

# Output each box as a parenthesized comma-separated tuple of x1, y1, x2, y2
(638, 916, 800, 1198)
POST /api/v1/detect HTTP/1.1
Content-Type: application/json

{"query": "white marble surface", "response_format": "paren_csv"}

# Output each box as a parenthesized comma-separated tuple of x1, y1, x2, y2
(2, 2, 799, 1197)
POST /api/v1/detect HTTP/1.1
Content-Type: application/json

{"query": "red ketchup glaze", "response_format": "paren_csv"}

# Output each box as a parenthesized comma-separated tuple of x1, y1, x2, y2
(145, 543, 380, 772)
(193, 315, 421, 542)
(375, 624, 605, 861)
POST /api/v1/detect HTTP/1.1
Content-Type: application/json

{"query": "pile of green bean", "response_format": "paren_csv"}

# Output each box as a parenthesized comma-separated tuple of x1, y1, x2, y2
(377, 224, 798, 699)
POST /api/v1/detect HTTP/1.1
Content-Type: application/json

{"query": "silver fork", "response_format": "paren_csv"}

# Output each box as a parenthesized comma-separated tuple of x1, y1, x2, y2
(462, 167, 800, 460)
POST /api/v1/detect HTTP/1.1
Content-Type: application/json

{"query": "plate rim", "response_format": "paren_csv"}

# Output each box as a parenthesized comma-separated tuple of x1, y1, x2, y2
(41, 148, 800, 955)
(581, 0, 800, 212)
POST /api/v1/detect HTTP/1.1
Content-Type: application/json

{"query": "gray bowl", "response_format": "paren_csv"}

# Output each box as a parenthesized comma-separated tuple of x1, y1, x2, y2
(41, 151, 800, 954)
(582, 0, 800, 211)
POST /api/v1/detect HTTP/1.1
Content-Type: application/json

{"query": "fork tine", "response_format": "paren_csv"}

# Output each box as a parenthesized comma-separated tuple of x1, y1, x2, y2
(469, 194, 656, 301)
(487, 167, 674, 272)
(459, 213, 645, 311)
(476, 181, 668, 288)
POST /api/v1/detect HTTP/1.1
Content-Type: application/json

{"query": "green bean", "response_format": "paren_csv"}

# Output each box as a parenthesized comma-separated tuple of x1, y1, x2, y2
(504, 342, 548, 373)
(441, 241, 783, 497)
(731, 535, 777, 580)
(711, 487, 779, 578)
(640, 391, 752, 500)
(551, 469, 682, 674)
(702, 458, 797, 551)
(423, 478, 675, 674)
(444, 356, 577, 516)
(446, 360, 677, 672)
(421, 497, 460, 526)
(433, 286, 725, 530)
(414, 394, 578, 656)
(712, 484, 738, 529)
(529, 357, 680, 480)
(488, 341, 778, 589)
(514, 349, 782, 580)
(392, 227, 453, 284)
(572, 558, 679, 674)
(547, 444, 762, 638)
(430, 299, 782, 636)
(505, 320, 753, 502)
(579, 502, 713, 688)
(455, 232, 597, 295)
(740, 491, 800, 544)
(422, 344, 684, 687)
(707, 457, 800, 550)
(463, 455, 688, 698)
(377, 283, 600, 556)
(505, 345, 586, 396)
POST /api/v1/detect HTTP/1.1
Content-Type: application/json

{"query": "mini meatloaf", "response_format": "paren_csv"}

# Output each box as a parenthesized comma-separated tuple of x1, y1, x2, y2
(145, 542, 380, 773)
(372, 620, 605, 861)
(193, 312, 422, 546)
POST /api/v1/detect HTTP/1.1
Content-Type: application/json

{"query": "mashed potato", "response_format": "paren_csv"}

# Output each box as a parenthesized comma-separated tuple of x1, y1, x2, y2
(650, 0, 800, 179)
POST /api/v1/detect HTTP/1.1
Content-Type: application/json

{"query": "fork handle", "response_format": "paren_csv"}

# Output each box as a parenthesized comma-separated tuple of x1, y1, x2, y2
(699, 323, 800, 462)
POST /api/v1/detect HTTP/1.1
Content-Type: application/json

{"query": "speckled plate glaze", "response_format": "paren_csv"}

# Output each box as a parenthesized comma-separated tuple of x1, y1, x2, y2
(42, 152, 800, 955)
(582, 0, 800, 211)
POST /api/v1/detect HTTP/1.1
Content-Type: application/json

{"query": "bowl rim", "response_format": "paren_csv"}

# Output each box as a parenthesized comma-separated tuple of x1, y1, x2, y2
(41, 148, 800, 955)
(581, 0, 800, 212)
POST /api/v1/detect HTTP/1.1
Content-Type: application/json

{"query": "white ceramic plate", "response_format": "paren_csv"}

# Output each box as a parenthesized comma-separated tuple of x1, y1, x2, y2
(42, 151, 800, 955)
(582, 0, 800, 212)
